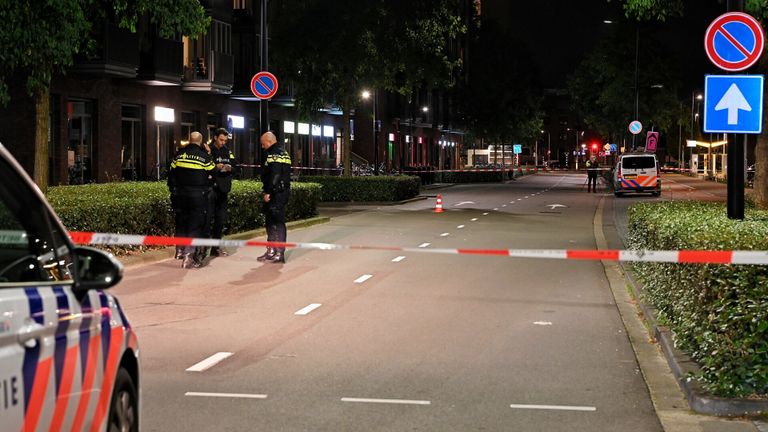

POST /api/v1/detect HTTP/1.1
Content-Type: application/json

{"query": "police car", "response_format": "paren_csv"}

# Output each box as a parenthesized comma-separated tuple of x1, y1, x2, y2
(0, 144, 139, 431)
(613, 153, 662, 197)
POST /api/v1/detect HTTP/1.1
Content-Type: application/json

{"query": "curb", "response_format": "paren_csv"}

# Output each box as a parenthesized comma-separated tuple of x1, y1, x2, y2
(117, 216, 331, 269)
(622, 266, 768, 417)
(318, 196, 427, 207)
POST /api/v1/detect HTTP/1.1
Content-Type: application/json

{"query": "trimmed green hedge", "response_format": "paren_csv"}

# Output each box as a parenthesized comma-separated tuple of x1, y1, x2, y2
(296, 175, 420, 202)
(46, 181, 321, 253)
(627, 201, 768, 397)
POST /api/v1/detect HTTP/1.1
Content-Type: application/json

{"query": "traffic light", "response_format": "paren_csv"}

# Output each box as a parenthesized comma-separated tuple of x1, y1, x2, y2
(591, 143, 598, 152)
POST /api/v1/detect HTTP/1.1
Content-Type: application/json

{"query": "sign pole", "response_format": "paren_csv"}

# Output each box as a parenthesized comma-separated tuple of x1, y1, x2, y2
(260, 0, 270, 135)
(728, 0, 745, 220)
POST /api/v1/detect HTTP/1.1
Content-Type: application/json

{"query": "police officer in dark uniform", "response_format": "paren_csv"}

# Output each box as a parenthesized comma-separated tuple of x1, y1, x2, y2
(586, 155, 600, 193)
(167, 131, 214, 268)
(209, 128, 236, 257)
(257, 131, 292, 263)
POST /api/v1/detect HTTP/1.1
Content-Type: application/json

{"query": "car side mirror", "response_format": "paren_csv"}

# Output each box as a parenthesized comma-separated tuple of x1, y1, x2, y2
(73, 246, 123, 291)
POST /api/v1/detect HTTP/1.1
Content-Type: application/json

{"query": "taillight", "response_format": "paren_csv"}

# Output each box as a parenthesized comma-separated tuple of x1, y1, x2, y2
(617, 165, 622, 179)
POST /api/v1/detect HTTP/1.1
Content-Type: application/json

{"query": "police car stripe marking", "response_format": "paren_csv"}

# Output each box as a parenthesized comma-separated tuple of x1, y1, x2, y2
(90, 327, 125, 432)
(98, 292, 111, 368)
(71, 334, 101, 432)
(23, 356, 53, 431)
(52, 287, 69, 396)
(22, 287, 43, 413)
(186, 352, 234, 372)
(48, 345, 79, 432)
(78, 294, 93, 384)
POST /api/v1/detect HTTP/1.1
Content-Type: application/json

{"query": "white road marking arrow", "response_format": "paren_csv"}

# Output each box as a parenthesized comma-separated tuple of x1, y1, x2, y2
(715, 83, 751, 125)
(546, 204, 567, 210)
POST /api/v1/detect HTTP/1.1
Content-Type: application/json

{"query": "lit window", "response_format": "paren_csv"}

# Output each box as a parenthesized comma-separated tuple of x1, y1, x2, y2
(284, 121, 295, 134)
(298, 123, 310, 135)
(323, 126, 334, 137)
(312, 125, 322, 136)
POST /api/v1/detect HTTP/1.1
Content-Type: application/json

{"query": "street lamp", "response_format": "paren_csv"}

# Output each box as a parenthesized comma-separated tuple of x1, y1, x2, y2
(362, 89, 379, 175)
(540, 130, 550, 167)
(688, 92, 703, 172)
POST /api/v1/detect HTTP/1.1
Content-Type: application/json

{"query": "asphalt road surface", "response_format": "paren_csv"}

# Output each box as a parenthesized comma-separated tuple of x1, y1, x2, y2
(115, 173, 671, 431)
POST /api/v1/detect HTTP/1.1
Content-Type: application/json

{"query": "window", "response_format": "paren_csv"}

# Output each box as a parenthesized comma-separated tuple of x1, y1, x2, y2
(622, 157, 656, 169)
(67, 99, 94, 184)
(181, 111, 197, 146)
(121, 105, 143, 181)
(0, 159, 73, 284)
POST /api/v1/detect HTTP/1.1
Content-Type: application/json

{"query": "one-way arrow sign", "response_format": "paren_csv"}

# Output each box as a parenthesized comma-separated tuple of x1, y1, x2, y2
(704, 75, 764, 134)
(715, 83, 752, 125)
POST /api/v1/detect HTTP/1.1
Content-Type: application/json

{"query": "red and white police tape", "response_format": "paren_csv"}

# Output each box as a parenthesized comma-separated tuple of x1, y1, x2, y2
(67, 231, 768, 265)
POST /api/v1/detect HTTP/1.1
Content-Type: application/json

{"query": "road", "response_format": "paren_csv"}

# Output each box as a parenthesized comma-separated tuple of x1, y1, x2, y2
(116, 173, 671, 431)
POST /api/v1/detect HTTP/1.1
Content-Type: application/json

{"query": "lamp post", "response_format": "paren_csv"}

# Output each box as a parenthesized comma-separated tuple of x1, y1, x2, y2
(362, 90, 379, 175)
(689, 92, 703, 172)
(540, 130, 550, 167)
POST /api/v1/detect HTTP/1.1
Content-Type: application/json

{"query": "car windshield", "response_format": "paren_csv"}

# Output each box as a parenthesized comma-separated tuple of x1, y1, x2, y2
(622, 157, 655, 169)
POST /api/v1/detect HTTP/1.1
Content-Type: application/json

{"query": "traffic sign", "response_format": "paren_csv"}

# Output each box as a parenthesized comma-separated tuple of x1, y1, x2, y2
(705, 12, 765, 71)
(628, 120, 643, 135)
(250, 71, 279, 99)
(704, 75, 764, 133)
(646, 131, 659, 152)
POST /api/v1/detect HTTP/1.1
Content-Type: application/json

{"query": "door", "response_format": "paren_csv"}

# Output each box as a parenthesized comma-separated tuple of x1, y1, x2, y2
(0, 154, 80, 430)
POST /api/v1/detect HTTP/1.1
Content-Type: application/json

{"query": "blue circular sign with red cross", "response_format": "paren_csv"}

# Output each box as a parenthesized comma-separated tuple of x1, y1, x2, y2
(250, 71, 279, 99)
(705, 12, 765, 72)
(628, 120, 643, 135)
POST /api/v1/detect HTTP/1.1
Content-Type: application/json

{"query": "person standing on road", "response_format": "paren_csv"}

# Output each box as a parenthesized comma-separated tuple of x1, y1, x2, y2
(167, 131, 214, 269)
(209, 128, 236, 257)
(257, 131, 292, 264)
(586, 155, 600, 193)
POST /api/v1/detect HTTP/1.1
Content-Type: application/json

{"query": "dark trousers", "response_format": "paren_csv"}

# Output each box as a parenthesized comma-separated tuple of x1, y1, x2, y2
(211, 189, 229, 239)
(587, 173, 598, 192)
(173, 190, 209, 255)
(264, 192, 289, 253)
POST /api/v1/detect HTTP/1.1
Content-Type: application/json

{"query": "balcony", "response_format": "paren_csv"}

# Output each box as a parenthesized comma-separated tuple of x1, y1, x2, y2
(138, 37, 184, 85)
(183, 50, 234, 94)
(71, 24, 139, 78)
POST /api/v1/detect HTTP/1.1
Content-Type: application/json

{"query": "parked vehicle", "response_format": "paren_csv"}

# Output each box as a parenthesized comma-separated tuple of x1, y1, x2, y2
(613, 153, 661, 197)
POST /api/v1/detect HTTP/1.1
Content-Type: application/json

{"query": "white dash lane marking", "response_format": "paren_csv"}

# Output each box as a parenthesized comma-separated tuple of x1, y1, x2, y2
(457, 225, 465, 229)
(440, 232, 450, 237)
(533, 321, 553, 326)
(471, 218, 478, 222)
(186, 392, 267, 399)
(392, 256, 407, 262)
(493, 208, 499, 211)
(509, 404, 596, 412)
(186, 352, 234, 372)
(295, 303, 322, 316)
(341, 397, 431, 406)
(483, 212, 489, 216)
(502, 204, 507, 207)
(354, 274, 373, 284)
(517, 199, 522, 201)
(419, 243, 431, 248)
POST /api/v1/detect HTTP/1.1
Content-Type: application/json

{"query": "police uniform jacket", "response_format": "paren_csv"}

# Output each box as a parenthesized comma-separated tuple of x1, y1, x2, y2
(261, 145, 292, 196)
(167, 144, 214, 194)
(211, 144, 236, 194)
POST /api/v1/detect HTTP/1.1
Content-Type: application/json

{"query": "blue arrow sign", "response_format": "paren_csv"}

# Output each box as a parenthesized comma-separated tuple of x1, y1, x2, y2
(704, 75, 764, 134)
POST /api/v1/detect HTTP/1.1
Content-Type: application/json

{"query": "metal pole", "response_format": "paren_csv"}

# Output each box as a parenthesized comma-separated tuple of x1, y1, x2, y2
(373, 90, 379, 175)
(259, 0, 270, 135)
(633, 25, 640, 150)
(727, 0, 745, 220)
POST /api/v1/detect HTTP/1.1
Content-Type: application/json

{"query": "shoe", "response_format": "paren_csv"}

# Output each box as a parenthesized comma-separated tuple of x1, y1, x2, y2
(257, 248, 275, 262)
(211, 247, 229, 257)
(175, 247, 184, 260)
(181, 254, 203, 269)
(265, 252, 285, 263)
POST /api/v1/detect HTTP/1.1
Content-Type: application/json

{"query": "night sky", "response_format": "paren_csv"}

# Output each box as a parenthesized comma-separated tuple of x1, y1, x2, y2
(483, 0, 731, 91)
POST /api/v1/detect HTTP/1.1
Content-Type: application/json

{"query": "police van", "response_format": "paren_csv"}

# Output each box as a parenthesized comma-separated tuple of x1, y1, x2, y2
(613, 153, 662, 197)
(0, 144, 139, 431)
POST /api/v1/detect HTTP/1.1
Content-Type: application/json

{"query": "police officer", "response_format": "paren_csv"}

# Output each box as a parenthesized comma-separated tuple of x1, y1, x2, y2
(209, 128, 236, 257)
(167, 131, 214, 268)
(257, 131, 292, 263)
(586, 155, 600, 193)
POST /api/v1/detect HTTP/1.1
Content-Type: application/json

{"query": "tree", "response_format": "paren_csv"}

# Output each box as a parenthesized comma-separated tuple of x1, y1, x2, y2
(614, 0, 768, 208)
(0, 0, 209, 190)
(567, 24, 682, 146)
(460, 22, 543, 148)
(271, 0, 465, 176)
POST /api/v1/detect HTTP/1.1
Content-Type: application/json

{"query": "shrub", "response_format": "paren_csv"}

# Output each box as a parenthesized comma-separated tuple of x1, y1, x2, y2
(296, 175, 420, 202)
(627, 201, 768, 397)
(46, 181, 321, 254)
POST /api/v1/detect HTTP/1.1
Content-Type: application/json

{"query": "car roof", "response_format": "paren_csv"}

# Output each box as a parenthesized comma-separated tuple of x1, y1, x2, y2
(619, 152, 656, 157)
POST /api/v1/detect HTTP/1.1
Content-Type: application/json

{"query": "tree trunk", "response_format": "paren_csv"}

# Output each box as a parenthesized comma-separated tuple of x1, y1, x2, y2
(33, 87, 50, 192)
(755, 133, 768, 209)
(342, 98, 352, 177)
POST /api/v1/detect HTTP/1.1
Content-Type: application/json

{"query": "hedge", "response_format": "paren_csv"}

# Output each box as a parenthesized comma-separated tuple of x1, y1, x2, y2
(296, 175, 420, 202)
(627, 201, 768, 397)
(46, 181, 321, 254)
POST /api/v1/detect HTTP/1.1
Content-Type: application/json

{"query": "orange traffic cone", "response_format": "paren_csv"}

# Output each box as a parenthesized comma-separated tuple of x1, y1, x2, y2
(434, 194, 444, 213)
